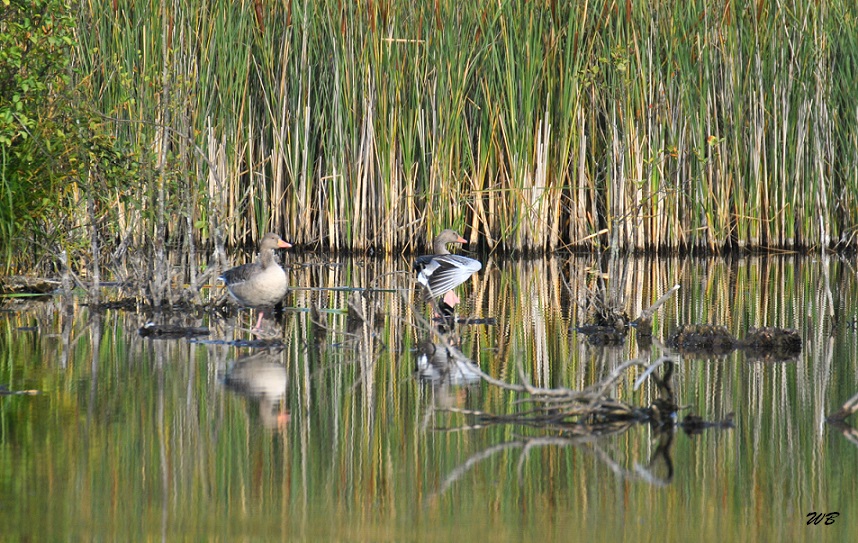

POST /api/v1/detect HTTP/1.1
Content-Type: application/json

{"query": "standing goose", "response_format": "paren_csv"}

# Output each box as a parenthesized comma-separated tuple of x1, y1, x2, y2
(413, 229, 482, 308)
(220, 232, 292, 330)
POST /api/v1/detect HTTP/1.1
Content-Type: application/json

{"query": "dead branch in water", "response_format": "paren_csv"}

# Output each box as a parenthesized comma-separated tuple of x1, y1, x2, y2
(827, 391, 858, 423)
(633, 284, 681, 326)
(826, 391, 858, 448)
(429, 425, 677, 503)
(434, 353, 675, 431)
(576, 281, 681, 345)
(416, 303, 680, 431)
(410, 280, 687, 430)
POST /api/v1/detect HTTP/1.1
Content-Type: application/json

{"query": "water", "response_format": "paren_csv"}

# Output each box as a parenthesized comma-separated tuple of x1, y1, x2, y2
(1, 255, 856, 542)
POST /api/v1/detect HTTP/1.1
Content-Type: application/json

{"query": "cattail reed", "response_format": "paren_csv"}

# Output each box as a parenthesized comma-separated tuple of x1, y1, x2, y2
(5, 1, 858, 273)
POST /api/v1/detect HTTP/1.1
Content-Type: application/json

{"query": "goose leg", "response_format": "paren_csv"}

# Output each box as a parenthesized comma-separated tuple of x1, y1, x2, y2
(254, 310, 266, 331)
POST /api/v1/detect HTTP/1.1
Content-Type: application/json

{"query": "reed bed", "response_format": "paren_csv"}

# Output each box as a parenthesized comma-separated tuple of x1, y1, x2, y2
(4, 0, 858, 272)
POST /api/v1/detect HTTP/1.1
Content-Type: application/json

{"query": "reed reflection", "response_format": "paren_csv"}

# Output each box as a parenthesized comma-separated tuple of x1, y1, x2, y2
(3, 255, 857, 541)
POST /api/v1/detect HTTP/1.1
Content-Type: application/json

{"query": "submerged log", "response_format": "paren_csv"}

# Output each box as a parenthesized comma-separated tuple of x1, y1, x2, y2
(138, 322, 210, 339)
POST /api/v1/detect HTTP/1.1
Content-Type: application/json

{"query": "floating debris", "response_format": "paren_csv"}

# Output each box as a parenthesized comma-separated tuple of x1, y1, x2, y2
(92, 298, 141, 311)
(740, 327, 802, 361)
(0, 384, 41, 396)
(667, 324, 737, 356)
(668, 324, 802, 360)
(443, 358, 672, 430)
(576, 285, 679, 346)
(138, 322, 210, 339)
(826, 391, 858, 424)
(576, 324, 626, 345)
(434, 315, 496, 327)
(432, 351, 736, 445)
(678, 413, 735, 435)
(0, 276, 60, 295)
(191, 337, 285, 349)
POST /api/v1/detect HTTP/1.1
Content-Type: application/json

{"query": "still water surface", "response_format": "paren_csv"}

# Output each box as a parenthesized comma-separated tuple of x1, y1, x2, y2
(1, 255, 856, 541)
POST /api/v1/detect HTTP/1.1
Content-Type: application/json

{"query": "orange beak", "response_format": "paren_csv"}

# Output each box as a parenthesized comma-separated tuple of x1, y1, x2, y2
(278, 239, 292, 249)
(456, 236, 467, 244)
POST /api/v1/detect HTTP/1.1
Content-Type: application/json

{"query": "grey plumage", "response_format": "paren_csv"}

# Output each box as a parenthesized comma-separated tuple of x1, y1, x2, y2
(220, 232, 291, 329)
(413, 229, 481, 300)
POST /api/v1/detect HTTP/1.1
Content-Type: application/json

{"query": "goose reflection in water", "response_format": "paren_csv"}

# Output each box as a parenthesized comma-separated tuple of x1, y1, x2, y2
(414, 339, 482, 387)
(221, 351, 290, 431)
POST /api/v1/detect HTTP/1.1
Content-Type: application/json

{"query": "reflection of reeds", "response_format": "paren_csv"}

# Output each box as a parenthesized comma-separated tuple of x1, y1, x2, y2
(13, 2, 856, 273)
(3, 255, 857, 537)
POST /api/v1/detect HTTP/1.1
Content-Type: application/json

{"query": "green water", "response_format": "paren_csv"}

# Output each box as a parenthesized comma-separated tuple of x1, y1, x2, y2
(1, 256, 855, 542)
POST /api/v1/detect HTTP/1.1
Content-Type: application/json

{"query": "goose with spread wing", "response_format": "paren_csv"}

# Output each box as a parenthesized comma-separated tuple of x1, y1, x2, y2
(413, 229, 481, 307)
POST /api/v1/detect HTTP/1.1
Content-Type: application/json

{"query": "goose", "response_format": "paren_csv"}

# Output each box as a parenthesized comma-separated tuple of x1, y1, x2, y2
(220, 232, 291, 330)
(413, 229, 481, 308)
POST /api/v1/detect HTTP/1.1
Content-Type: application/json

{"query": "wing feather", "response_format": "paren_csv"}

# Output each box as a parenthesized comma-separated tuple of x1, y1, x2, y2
(415, 255, 481, 298)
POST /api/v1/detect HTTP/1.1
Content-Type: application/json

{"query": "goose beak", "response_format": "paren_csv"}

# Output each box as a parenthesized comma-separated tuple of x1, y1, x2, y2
(456, 236, 467, 244)
(278, 239, 292, 249)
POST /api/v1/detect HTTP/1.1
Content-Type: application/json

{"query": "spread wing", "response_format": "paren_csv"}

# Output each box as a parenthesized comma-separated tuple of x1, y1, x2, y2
(414, 254, 481, 298)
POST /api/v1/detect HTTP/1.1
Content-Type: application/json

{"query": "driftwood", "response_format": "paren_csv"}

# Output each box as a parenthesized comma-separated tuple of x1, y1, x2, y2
(427, 356, 734, 498)
(633, 284, 682, 328)
(413, 283, 734, 433)
(415, 280, 735, 500)
(426, 329, 728, 435)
